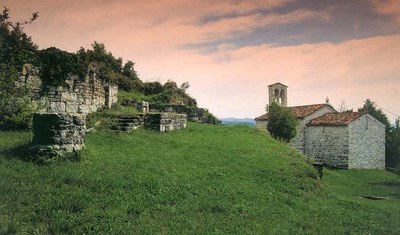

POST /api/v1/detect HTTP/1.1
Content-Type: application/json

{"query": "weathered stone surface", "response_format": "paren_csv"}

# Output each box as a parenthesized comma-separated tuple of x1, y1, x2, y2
(145, 113, 187, 132)
(31, 113, 86, 154)
(305, 114, 385, 169)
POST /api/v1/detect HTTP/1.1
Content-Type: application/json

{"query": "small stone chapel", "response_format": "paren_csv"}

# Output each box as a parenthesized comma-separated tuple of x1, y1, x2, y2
(255, 82, 385, 169)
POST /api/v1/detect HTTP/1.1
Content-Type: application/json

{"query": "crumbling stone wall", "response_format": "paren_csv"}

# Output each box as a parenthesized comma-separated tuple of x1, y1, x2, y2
(17, 64, 118, 114)
(145, 113, 187, 132)
(31, 113, 86, 154)
(39, 74, 117, 114)
(22, 64, 118, 155)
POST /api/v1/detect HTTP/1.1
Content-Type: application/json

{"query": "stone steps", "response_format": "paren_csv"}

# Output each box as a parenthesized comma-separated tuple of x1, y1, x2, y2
(113, 116, 143, 132)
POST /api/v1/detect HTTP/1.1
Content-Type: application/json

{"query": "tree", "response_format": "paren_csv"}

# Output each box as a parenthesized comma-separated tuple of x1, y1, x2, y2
(38, 47, 80, 86)
(267, 102, 298, 142)
(0, 7, 39, 130)
(358, 99, 391, 130)
(387, 119, 400, 169)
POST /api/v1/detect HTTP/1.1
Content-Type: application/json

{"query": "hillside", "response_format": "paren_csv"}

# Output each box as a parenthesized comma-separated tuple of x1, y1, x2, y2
(0, 124, 399, 234)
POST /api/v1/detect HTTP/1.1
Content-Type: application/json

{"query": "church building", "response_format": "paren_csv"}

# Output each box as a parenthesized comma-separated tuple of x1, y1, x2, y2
(255, 83, 385, 169)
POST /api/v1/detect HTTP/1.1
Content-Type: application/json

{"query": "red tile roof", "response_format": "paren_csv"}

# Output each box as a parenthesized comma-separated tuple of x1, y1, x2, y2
(254, 103, 334, 121)
(307, 112, 365, 126)
(290, 104, 333, 119)
(255, 113, 269, 121)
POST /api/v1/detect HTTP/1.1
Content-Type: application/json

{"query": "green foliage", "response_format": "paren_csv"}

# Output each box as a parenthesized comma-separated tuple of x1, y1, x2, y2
(38, 47, 80, 86)
(267, 102, 298, 142)
(76, 42, 142, 91)
(387, 118, 400, 170)
(358, 99, 391, 130)
(0, 7, 38, 69)
(142, 81, 164, 95)
(0, 9, 39, 130)
(0, 125, 399, 234)
(359, 99, 400, 168)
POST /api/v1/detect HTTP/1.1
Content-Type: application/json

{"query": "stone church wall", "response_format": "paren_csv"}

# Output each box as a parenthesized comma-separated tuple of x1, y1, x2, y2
(255, 120, 268, 130)
(348, 115, 385, 169)
(305, 126, 349, 168)
(290, 106, 335, 154)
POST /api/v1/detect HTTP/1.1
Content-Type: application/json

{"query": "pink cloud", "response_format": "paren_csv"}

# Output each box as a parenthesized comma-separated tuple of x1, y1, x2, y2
(370, 0, 400, 24)
(3, 0, 400, 122)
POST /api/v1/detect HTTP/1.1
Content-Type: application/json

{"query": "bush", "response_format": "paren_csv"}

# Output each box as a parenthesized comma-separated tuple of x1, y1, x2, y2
(267, 102, 298, 142)
(38, 47, 80, 86)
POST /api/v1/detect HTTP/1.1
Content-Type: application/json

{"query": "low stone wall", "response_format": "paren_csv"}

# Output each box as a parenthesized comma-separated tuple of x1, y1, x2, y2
(145, 113, 187, 132)
(31, 113, 86, 154)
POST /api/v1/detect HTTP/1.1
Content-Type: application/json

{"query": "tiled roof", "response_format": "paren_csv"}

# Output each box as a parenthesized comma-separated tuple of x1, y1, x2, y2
(255, 113, 268, 121)
(268, 82, 287, 87)
(290, 104, 332, 119)
(254, 103, 333, 121)
(307, 112, 365, 126)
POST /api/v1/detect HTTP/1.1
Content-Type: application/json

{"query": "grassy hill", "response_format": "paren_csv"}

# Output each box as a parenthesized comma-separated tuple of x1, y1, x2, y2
(0, 123, 399, 234)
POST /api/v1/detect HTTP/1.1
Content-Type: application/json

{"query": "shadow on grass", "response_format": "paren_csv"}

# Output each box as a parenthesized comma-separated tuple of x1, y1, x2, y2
(371, 181, 400, 188)
(370, 181, 400, 199)
(0, 143, 32, 162)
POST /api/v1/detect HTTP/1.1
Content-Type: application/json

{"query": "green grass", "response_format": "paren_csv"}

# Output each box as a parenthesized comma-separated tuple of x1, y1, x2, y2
(0, 124, 399, 234)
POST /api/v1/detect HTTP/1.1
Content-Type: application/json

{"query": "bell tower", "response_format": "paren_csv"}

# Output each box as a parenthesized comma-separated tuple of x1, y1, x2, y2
(268, 82, 287, 107)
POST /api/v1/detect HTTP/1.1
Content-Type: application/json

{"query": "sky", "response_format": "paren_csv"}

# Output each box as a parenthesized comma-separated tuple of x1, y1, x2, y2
(5, 0, 400, 122)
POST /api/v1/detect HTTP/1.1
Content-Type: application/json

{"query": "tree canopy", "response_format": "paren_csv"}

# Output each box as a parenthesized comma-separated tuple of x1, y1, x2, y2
(267, 102, 298, 142)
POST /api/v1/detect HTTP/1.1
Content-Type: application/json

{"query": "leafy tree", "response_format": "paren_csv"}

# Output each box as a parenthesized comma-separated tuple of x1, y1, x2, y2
(387, 119, 400, 169)
(76, 43, 142, 91)
(358, 99, 391, 130)
(358, 99, 399, 168)
(38, 47, 80, 86)
(0, 7, 38, 68)
(143, 81, 163, 95)
(267, 102, 298, 142)
(0, 7, 39, 130)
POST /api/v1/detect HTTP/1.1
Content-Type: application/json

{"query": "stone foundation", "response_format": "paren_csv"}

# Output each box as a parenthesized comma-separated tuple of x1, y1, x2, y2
(31, 113, 86, 154)
(145, 113, 187, 132)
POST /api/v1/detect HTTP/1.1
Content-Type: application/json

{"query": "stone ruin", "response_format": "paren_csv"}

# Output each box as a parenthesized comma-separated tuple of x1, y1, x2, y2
(19, 63, 190, 158)
(31, 113, 86, 154)
(19, 64, 119, 156)
(114, 113, 187, 132)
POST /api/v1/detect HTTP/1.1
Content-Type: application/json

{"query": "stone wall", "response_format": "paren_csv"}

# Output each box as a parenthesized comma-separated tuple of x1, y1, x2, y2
(305, 126, 349, 168)
(31, 113, 86, 154)
(39, 74, 117, 114)
(23, 64, 118, 155)
(290, 106, 335, 154)
(149, 104, 218, 124)
(255, 120, 268, 130)
(348, 115, 385, 169)
(145, 113, 187, 132)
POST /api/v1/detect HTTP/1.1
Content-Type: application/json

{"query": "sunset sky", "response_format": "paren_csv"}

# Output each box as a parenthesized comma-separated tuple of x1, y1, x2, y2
(5, 0, 400, 122)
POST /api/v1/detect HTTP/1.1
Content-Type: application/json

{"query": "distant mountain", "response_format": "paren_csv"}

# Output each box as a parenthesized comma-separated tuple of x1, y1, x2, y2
(220, 117, 255, 126)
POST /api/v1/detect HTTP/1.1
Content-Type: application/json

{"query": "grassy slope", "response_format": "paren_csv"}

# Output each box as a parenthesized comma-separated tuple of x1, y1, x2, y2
(0, 124, 399, 234)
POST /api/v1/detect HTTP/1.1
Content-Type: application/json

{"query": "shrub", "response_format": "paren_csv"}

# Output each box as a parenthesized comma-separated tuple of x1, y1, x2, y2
(267, 102, 298, 142)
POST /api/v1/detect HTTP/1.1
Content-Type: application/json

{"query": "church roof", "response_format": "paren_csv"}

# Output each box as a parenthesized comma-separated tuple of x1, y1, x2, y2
(268, 82, 287, 87)
(290, 104, 333, 119)
(254, 103, 333, 121)
(307, 112, 365, 126)
(255, 113, 269, 121)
